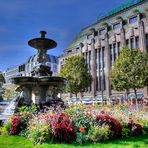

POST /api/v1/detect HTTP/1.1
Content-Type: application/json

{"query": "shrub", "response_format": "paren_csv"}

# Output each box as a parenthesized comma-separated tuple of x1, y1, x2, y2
(27, 112, 53, 144)
(128, 121, 143, 136)
(95, 114, 122, 138)
(121, 127, 130, 138)
(0, 120, 11, 135)
(18, 105, 37, 115)
(28, 122, 52, 144)
(10, 115, 22, 135)
(71, 109, 94, 133)
(74, 127, 87, 144)
(88, 125, 110, 143)
(50, 112, 76, 143)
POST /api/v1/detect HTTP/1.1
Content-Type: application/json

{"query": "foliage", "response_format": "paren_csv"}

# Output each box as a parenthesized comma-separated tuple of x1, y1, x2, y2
(72, 109, 94, 133)
(75, 130, 87, 144)
(0, 104, 148, 145)
(128, 121, 143, 136)
(28, 121, 52, 144)
(121, 124, 131, 138)
(10, 115, 22, 135)
(0, 120, 11, 135)
(27, 112, 53, 144)
(10, 112, 33, 135)
(95, 114, 122, 138)
(59, 55, 92, 99)
(110, 48, 148, 97)
(3, 84, 20, 100)
(0, 72, 5, 85)
(88, 125, 110, 143)
(50, 112, 76, 143)
(18, 104, 37, 115)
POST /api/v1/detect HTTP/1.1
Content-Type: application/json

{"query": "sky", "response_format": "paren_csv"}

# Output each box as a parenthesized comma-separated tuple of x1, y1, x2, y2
(0, 0, 131, 71)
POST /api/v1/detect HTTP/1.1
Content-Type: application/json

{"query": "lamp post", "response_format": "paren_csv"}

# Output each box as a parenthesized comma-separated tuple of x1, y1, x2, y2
(101, 89, 104, 105)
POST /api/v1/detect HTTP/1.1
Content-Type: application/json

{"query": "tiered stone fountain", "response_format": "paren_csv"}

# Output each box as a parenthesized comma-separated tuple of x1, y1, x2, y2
(11, 31, 66, 109)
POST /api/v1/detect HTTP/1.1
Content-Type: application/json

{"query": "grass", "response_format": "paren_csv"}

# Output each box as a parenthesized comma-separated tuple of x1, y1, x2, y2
(0, 132, 148, 148)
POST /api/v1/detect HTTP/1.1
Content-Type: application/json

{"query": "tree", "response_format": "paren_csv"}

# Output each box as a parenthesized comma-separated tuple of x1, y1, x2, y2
(0, 72, 5, 87)
(110, 48, 148, 108)
(3, 84, 20, 100)
(59, 55, 92, 101)
(0, 72, 5, 101)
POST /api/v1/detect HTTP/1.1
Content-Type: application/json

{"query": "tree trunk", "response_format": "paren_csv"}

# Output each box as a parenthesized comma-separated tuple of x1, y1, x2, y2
(134, 88, 138, 110)
(125, 89, 129, 104)
(80, 92, 83, 104)
(75, 93, 78, 105)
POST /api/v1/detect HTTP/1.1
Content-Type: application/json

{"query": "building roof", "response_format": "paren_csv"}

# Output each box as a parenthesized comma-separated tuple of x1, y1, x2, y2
(27, 54, 58, 64)
(65, 0, 146, 51)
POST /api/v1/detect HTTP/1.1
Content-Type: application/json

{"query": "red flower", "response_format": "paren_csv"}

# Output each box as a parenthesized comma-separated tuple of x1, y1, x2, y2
(79, 127, 85, 133)
(86, 112, 91, 118)
(87, 106, 92, 110)
(69, 105, 75, 108)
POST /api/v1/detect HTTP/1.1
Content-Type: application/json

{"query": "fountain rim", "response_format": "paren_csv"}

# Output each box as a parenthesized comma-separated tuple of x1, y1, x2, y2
(10, 76, 66, 85)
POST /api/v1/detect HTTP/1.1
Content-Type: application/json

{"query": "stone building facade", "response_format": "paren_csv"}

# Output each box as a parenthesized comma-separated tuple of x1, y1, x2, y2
(59, 0, 148, 99)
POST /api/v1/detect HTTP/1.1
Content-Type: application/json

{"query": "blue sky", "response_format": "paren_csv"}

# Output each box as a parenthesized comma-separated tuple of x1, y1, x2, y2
(0, 0, 130, 71)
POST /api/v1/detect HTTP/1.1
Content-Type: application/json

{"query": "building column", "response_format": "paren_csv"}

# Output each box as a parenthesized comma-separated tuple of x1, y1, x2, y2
(139, 21, 147, 53)
(98, 48, 101, 92)
(101, 46, 105, 104)
(105, 33, 110, 99)
(91, 38, 96, 98)
(79, 42, 84, 54)
(133, 37, 136, 49)
(129, 38, 131, 49)
(111, 44, 114, 64)
(139, 21, 148, 98)
(120, 28, 126, 48)
(116, 42, 119, 57)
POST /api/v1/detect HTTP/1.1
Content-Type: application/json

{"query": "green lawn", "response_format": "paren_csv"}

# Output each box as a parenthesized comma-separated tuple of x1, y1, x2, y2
(0, 134, 148, 148)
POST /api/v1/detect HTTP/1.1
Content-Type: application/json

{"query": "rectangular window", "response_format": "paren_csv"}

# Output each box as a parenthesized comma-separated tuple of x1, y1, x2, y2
(117, 42, 120, 55)
(99, 48, 102, 69)
(100, 71, 103, 91)
(126, 39, 129, 48)
(102, 47, 106, 68)
(89, 51, 91, 70)
(98, 48, 101, 70)
(135, 36, 139, 49)
(113, 22, 121, 30)
(99, 28, 106, 35)
(103, 74, 106, 90)
(131, 38, 134, 49)
(110, 45, 113, 66)
(96, 76, 98, 91)
(95, 49, 98, 69)
(146, 34, 148, 53)
(113, 43, 116, 61)
(129, 16, 138, 24)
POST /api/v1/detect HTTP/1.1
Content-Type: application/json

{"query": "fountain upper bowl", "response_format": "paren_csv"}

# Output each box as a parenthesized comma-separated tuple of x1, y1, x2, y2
(28, 38, 57, 50)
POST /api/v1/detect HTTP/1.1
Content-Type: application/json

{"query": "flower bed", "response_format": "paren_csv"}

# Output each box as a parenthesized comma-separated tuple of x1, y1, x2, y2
(0, 104, 147, 145)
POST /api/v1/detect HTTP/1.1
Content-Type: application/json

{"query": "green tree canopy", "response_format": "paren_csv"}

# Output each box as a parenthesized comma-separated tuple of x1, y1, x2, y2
(59, 55, 92, 98)
(3, 84, 20, 100)
(110, 48, 148, 98)
(0, 72, 5, 86)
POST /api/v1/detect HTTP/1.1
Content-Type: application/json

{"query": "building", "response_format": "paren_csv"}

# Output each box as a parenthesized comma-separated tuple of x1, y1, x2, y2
(4, 54, 58, 84)
(59, 0, 148, 99)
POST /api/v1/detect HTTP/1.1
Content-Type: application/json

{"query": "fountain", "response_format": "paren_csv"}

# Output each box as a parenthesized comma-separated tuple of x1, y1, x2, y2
(10, 31, 66, 109)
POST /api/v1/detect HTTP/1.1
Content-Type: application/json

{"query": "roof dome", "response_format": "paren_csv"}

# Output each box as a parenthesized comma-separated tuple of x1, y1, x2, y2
(27, 54, 58, 64)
